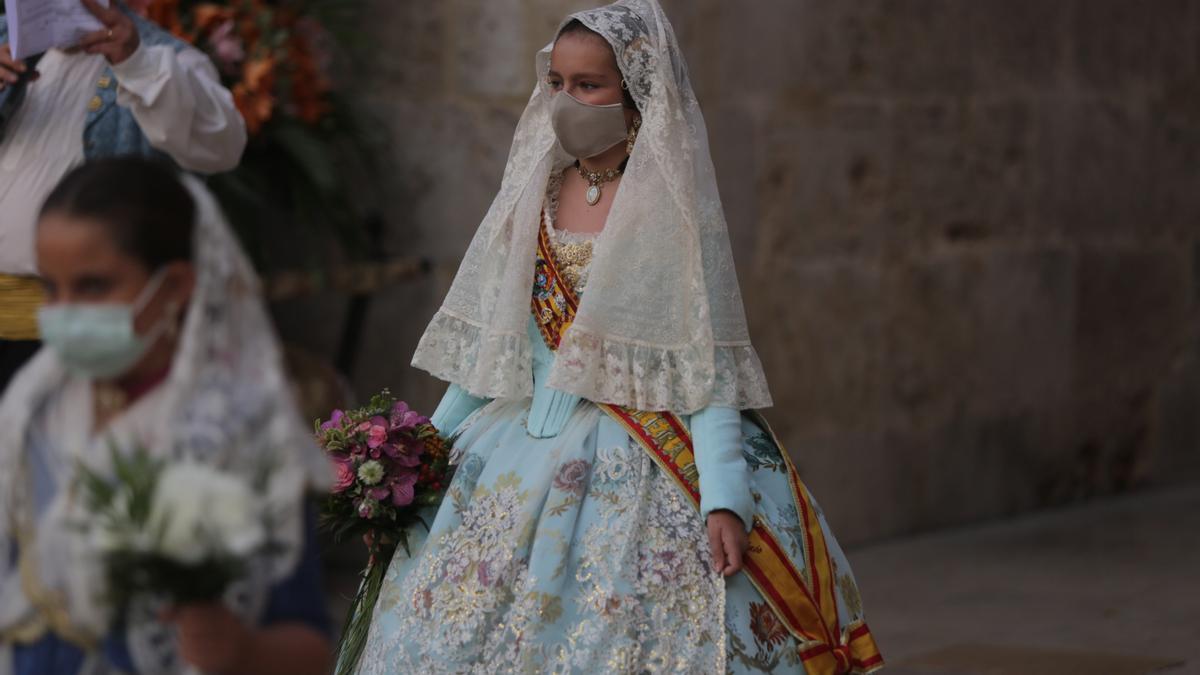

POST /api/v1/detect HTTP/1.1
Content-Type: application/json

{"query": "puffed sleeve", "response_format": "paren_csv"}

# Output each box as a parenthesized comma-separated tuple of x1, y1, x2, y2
(430, 383, 490, 439)
(691, 406, 755, 533)
(111, 42, 247, 173)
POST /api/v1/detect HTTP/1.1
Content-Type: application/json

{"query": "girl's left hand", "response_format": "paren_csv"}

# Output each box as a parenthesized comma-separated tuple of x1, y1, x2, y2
(163, 602, 253, 674)
(706, 509, 748, 576)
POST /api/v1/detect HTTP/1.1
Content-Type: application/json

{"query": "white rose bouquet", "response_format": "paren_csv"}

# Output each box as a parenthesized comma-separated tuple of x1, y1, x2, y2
(76, 446, 281, 611)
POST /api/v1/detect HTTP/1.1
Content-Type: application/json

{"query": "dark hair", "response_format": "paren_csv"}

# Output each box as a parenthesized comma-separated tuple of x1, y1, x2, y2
(39, 157, 196, 270)
(557, 19, 639, 111)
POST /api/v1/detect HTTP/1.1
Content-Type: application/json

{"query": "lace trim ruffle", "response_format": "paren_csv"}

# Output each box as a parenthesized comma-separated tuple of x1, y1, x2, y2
(411, 309, 534, 400)
(547, 325, 773, 414)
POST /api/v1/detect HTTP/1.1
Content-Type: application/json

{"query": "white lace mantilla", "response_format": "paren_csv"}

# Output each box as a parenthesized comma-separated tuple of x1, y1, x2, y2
(410, 0, 773, 413)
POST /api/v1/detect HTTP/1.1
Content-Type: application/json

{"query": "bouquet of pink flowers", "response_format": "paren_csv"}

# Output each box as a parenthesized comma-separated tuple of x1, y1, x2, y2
(315, 390, 451, 675)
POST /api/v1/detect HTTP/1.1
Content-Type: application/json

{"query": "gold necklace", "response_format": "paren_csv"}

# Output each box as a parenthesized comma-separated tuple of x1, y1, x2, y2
(575, 162, 623, 206)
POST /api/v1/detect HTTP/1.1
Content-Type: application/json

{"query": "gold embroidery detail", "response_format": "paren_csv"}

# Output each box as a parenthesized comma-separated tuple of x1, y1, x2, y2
(0, 274, 42, 340)
(549, 239, 593, 293)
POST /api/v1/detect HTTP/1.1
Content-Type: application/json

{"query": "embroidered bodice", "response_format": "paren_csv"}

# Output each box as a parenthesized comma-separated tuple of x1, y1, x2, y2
(543, 171, 597, 295)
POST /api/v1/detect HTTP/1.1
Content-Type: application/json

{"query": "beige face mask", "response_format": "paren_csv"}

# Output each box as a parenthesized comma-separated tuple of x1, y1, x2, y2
(550, 91, 629, 159)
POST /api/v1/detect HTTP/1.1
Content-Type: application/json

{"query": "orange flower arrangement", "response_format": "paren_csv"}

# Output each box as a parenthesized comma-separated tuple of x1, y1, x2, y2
(134, 0, 333, 135)
(132, 0, 374, 272)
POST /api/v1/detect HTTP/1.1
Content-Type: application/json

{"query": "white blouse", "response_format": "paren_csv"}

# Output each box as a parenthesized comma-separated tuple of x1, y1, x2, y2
(0, 44, 246, 276)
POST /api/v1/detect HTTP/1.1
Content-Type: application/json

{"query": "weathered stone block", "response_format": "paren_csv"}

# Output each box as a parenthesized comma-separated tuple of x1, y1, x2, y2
(451, 0, 530, 99)
(887, 99, 1036, 243)
(368, 99, 520, 260)
(1155, 348, 1200, 481)
(1033, 97, 1153, 237)
(703, 102, 762, 264)
(884, 247, 1076, 426)
(1072, 0, 1194, 90)
(1146, 82, 1200, 233)
(756, 99, 891, 259)
(360, 1, 448, 96)
(870, 0, 977, 96)
(748, 256, 892, 441)
(967, 0, 1070, 92)
(1073, 244, 1189, 397)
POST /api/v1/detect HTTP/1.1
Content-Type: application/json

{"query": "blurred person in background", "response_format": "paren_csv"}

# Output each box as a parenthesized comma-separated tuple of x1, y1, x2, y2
(0, 159, 329, 675)
(0, 0, 245, 394)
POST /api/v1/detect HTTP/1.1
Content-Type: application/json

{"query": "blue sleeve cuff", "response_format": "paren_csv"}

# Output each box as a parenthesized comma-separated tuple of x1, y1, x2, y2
(692, 406, 755, 533)
(430, 384, 489, 439)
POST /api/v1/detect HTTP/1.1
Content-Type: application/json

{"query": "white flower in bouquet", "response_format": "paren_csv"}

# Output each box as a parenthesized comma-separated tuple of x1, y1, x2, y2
(357, 460, 384, 486)
(149, 461, 266, 564)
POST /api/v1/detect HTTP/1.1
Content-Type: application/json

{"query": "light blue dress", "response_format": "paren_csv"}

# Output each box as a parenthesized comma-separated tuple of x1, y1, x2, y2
(356, 313, 874, 673)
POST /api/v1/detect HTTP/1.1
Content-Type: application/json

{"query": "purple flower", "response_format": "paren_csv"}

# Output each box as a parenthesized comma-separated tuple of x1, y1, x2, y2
(357, 499, 378, 519)
(387, 439, 425, 467)
(320, 409, 345, 432)
(389, 401, 428, 432)
(367, 486, 391, 501)
(389, 471, 419, 507)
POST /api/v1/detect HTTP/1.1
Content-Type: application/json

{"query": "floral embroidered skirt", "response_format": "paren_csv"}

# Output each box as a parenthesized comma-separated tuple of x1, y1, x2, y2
(356, 399, 869, 674)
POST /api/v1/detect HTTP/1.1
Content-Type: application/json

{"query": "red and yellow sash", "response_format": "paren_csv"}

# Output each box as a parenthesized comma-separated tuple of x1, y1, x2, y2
(531, 223, 883, 674)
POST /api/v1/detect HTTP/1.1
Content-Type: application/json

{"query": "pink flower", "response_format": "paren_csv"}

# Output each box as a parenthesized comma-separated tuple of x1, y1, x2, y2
(332, 457, 355, 494)
(367, 424, 388, 450)
(208, 20, 245, 75)
(553, 460, 591, 496)
(389, 471, 419, 507)
(477, 560, 494, 587)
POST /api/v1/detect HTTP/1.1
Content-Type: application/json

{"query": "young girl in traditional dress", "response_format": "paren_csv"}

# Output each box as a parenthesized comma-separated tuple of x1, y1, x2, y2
(358, 1, 883, 673)
(0, 158, 334, 675)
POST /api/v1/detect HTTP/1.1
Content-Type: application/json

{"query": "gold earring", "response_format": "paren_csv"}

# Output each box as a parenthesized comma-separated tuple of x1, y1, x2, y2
(626, 116, 641, 155)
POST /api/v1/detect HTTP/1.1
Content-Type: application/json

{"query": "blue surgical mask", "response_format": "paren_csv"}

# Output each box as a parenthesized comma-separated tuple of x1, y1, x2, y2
(38, 270, 172, 380)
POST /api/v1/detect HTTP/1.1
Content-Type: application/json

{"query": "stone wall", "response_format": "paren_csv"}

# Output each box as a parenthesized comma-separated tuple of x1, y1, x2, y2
(273, 0, 1200, 545)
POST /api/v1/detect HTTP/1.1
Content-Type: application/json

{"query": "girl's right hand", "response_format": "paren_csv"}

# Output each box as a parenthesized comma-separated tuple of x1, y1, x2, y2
(0, 45, 39, 90)
(707, 509, 749, 576)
